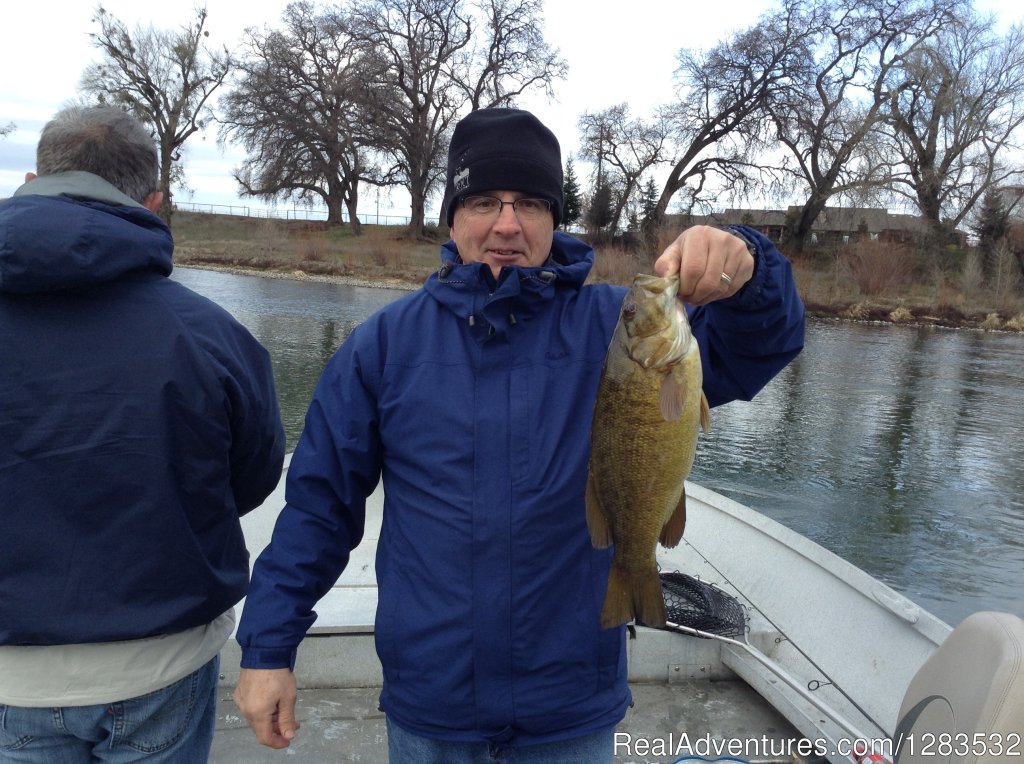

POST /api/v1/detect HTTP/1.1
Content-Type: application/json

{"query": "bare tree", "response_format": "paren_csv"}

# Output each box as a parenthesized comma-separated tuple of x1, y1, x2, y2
(0, 122, 14, 139)
(578, 104, 667, 234)
(768, 0, 962, 255)
(348, 0, 565, 236)
(454, 0, 566, 109)
(220, 2, 386, 229)
(651, 1, 816, 236)
(81, 5, 231, 221)
(883, 13, 1024, 246)
(348, 0, 473, 237)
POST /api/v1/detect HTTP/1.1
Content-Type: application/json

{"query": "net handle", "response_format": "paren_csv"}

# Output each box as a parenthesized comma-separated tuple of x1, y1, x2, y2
(663, 618, 876, 753)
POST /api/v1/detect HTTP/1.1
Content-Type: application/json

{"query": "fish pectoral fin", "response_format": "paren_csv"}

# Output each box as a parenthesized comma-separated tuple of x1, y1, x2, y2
(585, 471, 613, 549)
(658, 492, 686, 548)
(659, 374, 687, 421)
(700, 391, 711, 433)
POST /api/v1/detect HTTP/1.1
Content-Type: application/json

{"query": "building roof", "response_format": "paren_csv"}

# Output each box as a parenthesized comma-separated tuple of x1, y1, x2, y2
(668, 205, 934, 236)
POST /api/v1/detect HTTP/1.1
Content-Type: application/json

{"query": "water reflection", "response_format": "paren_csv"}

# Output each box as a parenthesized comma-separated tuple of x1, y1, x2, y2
(171, 267, 1024, 626)
(172, 267, 407, 439)
(690, 319, 1024, 625)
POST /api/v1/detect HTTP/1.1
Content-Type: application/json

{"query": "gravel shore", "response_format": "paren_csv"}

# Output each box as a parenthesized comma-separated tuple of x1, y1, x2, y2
(176, 262, 421, 291)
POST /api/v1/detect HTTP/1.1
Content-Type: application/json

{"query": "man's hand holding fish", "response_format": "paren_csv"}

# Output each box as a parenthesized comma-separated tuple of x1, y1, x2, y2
(655, 224, 757, 306)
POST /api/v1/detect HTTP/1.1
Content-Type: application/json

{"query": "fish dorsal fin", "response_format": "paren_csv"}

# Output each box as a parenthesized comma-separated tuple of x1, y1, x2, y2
(659, 491, 687, 548)
(659, 373, 687, 421)
(700, 391, 711, 433)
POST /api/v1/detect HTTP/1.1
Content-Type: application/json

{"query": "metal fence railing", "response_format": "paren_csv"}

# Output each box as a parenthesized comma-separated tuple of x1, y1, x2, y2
(174, 200, 414, 227)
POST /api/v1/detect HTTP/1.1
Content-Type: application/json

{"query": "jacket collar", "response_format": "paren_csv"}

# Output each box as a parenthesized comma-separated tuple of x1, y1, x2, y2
(423, 232, 595, 338)
(13, 171, 147, 209)
(0, 174, 172, 295)
(424, 232, 594, 329)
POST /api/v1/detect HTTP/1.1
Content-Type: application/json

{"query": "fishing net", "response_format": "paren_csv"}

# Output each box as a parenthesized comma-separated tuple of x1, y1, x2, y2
(658, 571, 748, 637)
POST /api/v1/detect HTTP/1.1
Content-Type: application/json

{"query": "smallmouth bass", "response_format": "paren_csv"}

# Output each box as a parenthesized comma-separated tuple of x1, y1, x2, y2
(586, 274, 710, 629)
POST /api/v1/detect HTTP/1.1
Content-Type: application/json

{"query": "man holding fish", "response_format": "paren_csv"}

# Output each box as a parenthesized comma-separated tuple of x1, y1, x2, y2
(234, 108, 805, 762)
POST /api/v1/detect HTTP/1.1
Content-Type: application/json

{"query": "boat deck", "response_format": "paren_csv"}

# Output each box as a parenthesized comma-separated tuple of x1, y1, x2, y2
(211, 679, 799, 763)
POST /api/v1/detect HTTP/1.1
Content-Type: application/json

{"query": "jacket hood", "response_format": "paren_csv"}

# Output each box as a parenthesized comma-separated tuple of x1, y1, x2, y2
(0, 172, 173, 294)
(424, 232, 595, 332)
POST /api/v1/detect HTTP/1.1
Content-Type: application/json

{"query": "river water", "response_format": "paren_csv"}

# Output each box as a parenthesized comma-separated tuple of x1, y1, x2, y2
(172, 267, 1024, 627)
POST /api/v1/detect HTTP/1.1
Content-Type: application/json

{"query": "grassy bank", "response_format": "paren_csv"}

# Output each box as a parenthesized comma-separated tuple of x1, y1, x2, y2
(171, 212, 1024, 332)
(171, 212, 439, 289)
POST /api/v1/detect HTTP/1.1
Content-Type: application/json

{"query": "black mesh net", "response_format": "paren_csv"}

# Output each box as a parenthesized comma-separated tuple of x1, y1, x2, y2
(658, 571, 748, 637)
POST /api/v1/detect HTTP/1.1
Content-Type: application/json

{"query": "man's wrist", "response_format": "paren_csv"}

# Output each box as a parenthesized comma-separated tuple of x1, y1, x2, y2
(721, 224, 759, 259)
(721, 225, 760, 296)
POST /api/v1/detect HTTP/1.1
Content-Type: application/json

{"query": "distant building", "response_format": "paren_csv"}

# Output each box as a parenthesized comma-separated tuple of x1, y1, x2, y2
(669, 205, 941, 246)
(996, 185, 1024, 222)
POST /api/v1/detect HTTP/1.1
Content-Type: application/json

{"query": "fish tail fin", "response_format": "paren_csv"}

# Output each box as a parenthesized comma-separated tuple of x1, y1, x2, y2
(600, 563, 666, 629)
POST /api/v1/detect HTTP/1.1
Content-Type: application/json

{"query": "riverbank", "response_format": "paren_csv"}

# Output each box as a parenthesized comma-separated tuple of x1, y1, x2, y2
(177, 260, 422, 292)
(177, 257, 1024, 333)
(170, 212, 1024, 332)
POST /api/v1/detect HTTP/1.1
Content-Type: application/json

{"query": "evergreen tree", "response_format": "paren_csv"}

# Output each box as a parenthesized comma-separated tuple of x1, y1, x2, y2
(638, 176, 660, 250)
(562, 159, 582, 229)
(972, 189, 1011, 281)
(639, 177, 658, 223)
(585, 182, 615, 237)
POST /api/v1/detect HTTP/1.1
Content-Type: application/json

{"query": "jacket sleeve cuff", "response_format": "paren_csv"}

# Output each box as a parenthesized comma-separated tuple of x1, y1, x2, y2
(720, 224, 772, 310)
(239, 646, 298, 671)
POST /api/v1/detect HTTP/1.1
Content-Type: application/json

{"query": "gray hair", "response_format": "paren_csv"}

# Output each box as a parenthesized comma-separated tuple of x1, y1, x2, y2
(36, 106, 159, 204)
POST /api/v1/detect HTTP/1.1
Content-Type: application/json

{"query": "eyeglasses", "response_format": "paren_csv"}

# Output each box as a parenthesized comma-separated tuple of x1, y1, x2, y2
(460, 195, 552, 220)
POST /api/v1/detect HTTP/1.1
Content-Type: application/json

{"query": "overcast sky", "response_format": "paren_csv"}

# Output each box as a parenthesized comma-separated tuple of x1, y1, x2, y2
(2, 0, 1022, 218)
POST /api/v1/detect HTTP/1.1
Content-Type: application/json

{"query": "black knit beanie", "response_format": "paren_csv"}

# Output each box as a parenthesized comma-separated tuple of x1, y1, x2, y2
(442, 108, 563, 227)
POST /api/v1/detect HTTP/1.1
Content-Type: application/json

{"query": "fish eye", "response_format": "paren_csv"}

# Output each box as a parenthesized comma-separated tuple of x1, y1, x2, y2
(623, 302, 638, 318)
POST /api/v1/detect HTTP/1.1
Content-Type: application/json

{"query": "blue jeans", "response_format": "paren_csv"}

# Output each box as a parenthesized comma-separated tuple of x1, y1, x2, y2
(0, 655, 218, 764)
(386, 717, 615, 763)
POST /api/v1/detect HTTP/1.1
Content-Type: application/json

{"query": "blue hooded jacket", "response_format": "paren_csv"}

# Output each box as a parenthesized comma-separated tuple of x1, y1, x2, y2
(237, 229, 804, 746)
(0, 173, 285, 645)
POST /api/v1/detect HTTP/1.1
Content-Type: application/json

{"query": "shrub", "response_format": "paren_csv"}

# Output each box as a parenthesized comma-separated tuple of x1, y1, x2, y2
(889, 305, 913, 323)
(991, 243, 1023, 311)
(980, 313, 1003, 330)
(254, 219, 292, 257)
(298, 233, 327, 262)
(590, 244, 644, 284)
(842, 301, 870, 320)
(959, 250, 984, 297)
(841, 240, 915, 297)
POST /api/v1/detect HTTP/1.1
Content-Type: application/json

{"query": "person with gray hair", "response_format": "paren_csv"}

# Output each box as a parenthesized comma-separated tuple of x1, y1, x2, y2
(34, 105, 160, 205)
(0, 105, 285, 762)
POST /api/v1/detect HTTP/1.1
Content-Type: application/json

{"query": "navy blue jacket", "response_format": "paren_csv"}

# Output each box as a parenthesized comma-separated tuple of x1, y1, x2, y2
(237, 229, 804, 746)
(0, 173, 285, 645)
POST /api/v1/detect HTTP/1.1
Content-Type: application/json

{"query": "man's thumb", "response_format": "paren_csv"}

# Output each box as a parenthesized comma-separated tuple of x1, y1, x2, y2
(278, 705, 300, 740)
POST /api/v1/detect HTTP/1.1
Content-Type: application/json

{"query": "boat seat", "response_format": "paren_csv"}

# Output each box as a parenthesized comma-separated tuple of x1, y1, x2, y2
(894, 611, 1024, 764)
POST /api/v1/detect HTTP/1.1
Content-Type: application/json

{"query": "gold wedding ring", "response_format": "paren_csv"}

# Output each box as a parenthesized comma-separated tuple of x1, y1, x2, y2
(720, 272, 733, 287)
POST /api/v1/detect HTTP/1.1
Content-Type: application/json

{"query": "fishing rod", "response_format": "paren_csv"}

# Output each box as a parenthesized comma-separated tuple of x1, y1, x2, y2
(670, 535, 893, 741)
